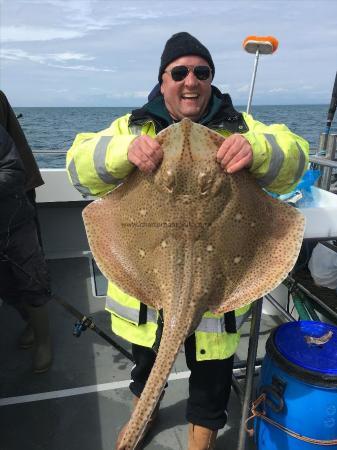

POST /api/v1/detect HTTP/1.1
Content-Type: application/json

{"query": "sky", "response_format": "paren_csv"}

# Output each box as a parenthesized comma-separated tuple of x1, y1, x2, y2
(1, 0, 337, 107)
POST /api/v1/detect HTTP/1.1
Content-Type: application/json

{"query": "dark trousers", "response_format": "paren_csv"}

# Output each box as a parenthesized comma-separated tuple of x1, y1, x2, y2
(0, 220, 50, 307)
(130, 334, 234, 430)
(26, 189, 44, 248)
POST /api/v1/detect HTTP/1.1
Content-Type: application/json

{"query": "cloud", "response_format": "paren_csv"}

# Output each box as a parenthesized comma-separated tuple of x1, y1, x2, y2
(2, 0, 337, 106)
(2, 48, 94, 62)
(47, 52, 95, 62)
(107, 91, 149, 99)
(2, 48, 46, 63)
(1, 48, 114, 72)
(2, 1, 189, 43)
(268, 87, 289, 93)
(217, 84, 231, 92)
(43, 87, 70, 94)
(298, 85, 315, 91)
(48, 63, 115, 72)
(236, 84, 250, 93)
(2, 26, 84, 42)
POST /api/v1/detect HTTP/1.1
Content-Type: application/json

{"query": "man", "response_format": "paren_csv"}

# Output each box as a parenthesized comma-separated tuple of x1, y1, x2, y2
(67, 32, 309, 449)
(0, 92, 52, 374)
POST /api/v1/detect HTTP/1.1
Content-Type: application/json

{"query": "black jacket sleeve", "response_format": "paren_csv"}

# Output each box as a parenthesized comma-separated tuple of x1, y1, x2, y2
(0, 91, 44, 191)
(0, 124, 26, 198)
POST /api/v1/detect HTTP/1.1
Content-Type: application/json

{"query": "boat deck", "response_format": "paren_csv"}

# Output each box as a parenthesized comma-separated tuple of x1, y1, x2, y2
(0, 256, 283, 450)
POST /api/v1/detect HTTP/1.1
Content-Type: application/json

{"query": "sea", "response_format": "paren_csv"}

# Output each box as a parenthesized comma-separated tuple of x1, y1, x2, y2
(13, 105, 337, 168)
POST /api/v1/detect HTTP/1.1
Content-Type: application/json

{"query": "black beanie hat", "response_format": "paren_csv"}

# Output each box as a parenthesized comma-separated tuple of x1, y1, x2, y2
(158, 32, 215, 82)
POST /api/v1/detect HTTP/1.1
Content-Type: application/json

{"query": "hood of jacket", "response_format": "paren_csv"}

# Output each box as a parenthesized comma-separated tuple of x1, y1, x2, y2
(129, 86, 248, 134)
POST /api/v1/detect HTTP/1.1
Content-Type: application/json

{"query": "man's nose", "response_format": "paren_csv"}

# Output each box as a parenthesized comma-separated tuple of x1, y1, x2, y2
(184, 70, 198, 87)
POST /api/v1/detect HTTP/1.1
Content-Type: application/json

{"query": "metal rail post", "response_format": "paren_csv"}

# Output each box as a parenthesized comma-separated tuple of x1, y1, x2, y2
(237, 298, 263, 450)
(318, 133, 337, 191)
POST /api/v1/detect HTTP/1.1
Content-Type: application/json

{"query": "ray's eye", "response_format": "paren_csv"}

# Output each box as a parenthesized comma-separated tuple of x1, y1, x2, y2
(163, 169, 176, 193)
(198, 171, 224, 196)
(198, 171, 213, 195)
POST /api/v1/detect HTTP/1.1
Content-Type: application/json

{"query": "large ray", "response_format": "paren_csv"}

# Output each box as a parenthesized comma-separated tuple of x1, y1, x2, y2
(82, 118, 305, 449)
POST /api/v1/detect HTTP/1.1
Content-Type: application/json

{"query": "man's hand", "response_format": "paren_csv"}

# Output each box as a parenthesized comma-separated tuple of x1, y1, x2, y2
(216, 134, 253, 173)
(128, 135, 163, 173)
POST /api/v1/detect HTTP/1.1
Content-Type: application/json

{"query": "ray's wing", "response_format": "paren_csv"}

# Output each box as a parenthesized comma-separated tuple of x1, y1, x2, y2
(83, 175, 164, 309)
(82, 126, 180, 311)
(206, 171, 305, 314)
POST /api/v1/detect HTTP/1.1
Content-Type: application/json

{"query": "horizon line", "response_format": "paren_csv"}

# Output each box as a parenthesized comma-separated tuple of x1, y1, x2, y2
(13, 103, 330, 108)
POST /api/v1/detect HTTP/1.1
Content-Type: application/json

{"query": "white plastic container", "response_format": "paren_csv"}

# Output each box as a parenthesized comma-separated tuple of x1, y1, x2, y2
(299, 186, 337, 239)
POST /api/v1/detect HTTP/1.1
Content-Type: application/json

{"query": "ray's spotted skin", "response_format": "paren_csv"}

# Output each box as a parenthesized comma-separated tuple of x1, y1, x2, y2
(83, 119, 305, 449)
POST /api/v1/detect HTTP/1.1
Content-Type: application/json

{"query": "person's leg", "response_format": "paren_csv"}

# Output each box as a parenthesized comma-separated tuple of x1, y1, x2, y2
(0, 237, 34, 347)
(0, 239, 19, 301)
(6, 221, 52, 373)
(115, 343, 162, 448)
(185, 334, 234, 450)
(129, 343, 157, 397)
(14, 303, 35, 349)
(26, 189, 44, 248)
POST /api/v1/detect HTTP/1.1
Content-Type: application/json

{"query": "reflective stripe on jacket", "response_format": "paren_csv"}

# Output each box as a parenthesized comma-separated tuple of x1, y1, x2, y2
(242, 113, 308, 194)
(105, 282, 251, 361)
(66, 111, 309, 361)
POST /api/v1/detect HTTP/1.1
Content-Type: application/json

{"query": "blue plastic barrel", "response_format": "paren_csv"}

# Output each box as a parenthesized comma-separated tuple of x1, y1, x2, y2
(255, 321, 337, 449)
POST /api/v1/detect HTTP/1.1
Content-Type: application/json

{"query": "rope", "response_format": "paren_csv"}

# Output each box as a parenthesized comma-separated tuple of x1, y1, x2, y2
(246, 394, 337, 446)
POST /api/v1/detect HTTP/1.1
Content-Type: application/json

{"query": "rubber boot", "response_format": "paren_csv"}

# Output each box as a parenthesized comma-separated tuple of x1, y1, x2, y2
(188, 424, 218, 450)
(115, 394, 162, 449)
(19, 323, 35, 349)
(13, 303, 35, 349)
(26, 304, 52, 373)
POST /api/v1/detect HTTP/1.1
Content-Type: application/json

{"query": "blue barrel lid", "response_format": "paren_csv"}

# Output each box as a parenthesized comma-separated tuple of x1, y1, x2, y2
(274, 321, 337, 375)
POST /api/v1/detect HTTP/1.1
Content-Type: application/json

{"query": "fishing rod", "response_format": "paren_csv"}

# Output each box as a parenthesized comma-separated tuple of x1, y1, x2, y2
(53, 293, 134, 362)
(316, 71, 337, 156)
(321, 71, 337, 154)
(312, 71, 337, 190)
(0, 250, 134, 362)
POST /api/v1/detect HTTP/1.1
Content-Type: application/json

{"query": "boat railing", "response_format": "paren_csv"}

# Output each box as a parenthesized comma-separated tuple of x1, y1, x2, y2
(311, 133, 337, 191)
(33, 150, 67, 169)
(33, 150, 67, 154)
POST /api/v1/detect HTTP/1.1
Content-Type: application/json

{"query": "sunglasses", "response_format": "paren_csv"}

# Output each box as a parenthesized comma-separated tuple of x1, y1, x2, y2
(164, 65, 212, 82)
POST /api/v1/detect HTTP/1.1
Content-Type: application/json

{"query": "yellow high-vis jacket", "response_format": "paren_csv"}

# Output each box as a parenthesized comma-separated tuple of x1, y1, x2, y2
(66, 91, 309, 361)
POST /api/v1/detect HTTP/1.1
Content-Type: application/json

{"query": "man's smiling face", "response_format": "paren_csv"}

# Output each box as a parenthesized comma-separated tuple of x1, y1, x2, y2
(160, 55, 212, 122)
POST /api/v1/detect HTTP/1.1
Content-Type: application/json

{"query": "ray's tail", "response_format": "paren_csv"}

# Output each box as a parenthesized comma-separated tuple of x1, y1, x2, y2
(116, 245, 201, 450)
(116, 316, 192, 450)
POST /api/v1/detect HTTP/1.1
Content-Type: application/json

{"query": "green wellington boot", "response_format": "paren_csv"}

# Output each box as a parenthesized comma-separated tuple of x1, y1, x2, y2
(14, 304, 35, 349)
(19, 323, 35, 349)
(26, 304, 53, 373)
